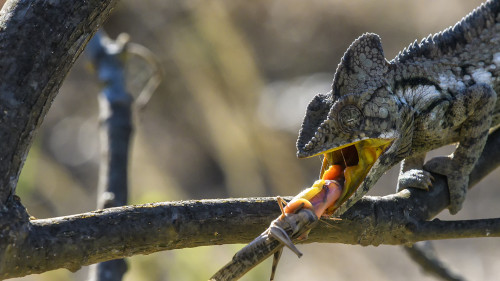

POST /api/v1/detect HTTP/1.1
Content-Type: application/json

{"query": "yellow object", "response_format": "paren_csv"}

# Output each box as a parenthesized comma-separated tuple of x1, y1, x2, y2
(321, 138, 393, 210)
(321, 164, 343, 180)
(285, 179, 342, 218)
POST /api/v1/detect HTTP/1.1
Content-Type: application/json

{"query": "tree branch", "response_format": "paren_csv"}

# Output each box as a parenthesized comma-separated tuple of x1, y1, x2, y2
(0, 0, 120, 277)
(0, 1, 498, 278)
(89, 31, 132, 210)
(87, 31, 132, 281)
(0, 0, 119, 204)
(403, 242, 464, 281)
(413, 218, 500, 240)
(1, 128, 499, 278)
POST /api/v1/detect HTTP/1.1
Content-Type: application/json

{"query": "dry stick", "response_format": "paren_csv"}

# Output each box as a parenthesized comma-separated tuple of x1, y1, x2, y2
(126, 42, 164, 111)
(404, 243, 463, 281)
(404, 242, 464, 281)
(87, 31, 133, 281)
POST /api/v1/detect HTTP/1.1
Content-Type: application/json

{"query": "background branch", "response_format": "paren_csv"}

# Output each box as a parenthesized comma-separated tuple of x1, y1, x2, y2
(404, 242, 464, 281)
(87, 31, 133, 281)
(1, 128, 498, 278)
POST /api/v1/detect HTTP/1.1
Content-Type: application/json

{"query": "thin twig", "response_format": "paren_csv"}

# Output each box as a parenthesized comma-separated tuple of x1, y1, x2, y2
(126, 42, 163, 111)
(404, 242, 464, 281)
(87, 30, 132, 281)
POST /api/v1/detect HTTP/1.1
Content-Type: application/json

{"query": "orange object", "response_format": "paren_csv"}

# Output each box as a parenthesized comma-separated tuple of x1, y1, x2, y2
(321, 164, 343, 180)
(284, 198, 313, 214)
(283, 179, 343, 218)
(309, 180, 342, 217)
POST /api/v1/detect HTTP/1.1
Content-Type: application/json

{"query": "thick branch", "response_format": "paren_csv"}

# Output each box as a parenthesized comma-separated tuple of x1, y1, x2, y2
(413, 218, 500, 240)
(2, 129, 499, 278)
(0, 0, 119, 204)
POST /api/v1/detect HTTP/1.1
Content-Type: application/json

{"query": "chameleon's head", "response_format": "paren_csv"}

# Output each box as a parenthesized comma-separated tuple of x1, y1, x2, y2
(296, 33, 411, 215)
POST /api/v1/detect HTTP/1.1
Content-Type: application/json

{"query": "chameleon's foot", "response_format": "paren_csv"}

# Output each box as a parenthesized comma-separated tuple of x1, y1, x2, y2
(397, 169, 434, 192)
(424, 156, 467, 215)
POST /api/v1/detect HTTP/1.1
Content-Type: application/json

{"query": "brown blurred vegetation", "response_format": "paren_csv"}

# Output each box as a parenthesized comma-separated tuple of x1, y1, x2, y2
(9, 0, 500, 280)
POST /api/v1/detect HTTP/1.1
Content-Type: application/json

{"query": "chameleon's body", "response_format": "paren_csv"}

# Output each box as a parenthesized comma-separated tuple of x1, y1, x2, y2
(297, 0, 500, 215)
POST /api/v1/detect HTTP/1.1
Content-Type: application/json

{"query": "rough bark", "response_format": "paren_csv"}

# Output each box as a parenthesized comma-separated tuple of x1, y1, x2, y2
(0, 0, 499, 279)
(0, 0, 119, 204)
(0, 0, 120, 278)
(1, 128, 498, 278)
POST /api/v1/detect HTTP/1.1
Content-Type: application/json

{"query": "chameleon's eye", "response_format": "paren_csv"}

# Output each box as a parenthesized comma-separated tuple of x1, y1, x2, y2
(338, 105, 363, 132)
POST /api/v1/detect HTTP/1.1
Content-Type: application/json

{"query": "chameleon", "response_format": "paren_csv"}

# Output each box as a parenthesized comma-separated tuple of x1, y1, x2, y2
(296, 0, 500, 216)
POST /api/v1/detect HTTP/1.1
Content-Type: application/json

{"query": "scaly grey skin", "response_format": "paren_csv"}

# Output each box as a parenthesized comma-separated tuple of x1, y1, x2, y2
(297, 0, 500, 216)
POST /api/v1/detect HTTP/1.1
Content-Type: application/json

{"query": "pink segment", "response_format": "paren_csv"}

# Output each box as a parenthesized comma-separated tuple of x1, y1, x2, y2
(308, 180, 343, 217)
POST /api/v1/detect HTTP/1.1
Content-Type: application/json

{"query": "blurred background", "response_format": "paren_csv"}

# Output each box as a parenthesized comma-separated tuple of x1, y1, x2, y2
(6, 0, 500, 280)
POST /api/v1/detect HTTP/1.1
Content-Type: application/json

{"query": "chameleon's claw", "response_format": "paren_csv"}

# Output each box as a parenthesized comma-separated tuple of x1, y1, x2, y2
(424, 156, 455, 176)
(424, 156, 467, 214)
(437, 173, 468, 215)
(269, 225, 303, 258)
(397, 169, 434, 192)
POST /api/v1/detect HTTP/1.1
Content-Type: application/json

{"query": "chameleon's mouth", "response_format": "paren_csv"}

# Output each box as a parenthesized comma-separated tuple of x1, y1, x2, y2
(319, 138, 393, 211)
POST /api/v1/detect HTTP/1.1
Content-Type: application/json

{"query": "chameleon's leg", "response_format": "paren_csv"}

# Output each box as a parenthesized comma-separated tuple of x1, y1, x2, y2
(397, 153, 434, 192)
(424, 83, 497, 214)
